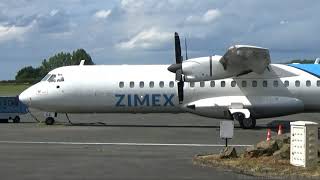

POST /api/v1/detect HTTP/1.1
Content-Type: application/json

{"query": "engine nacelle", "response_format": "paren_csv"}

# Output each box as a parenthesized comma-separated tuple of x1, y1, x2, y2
(177, 45, 270, 82)
(182, 56, 244, 82)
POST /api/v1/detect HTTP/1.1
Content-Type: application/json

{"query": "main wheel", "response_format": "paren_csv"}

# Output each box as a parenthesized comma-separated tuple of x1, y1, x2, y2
(45, 117, 55, 125)
(232, 112, 245, 126)
(13, 116, 20, 123)
(241, 118, 256, 129)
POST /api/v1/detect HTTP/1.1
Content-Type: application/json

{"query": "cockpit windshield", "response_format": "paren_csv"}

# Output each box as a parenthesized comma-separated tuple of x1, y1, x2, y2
(48, 74, 57, 82)
(45, 74, 65, 83)
(41, 74, 51, 81)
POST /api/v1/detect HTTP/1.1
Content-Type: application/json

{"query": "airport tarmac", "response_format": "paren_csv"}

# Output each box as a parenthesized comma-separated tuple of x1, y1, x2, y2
(0, 112, 318, 180)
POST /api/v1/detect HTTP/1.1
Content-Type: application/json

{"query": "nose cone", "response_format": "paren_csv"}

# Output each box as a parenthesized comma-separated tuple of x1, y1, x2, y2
(19, 88, 31, 106)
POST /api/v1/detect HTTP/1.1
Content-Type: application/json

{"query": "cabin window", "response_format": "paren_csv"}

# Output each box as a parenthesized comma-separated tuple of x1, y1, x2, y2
(200, 81, 205, 87)
(139, 81, 144, 88)
(169, 81, 174, 88)
(263, 81, 268, 87)
(210, 81, 215, 87)
(149, 81, 154, 88)
(159, 81, 164, 88)
(306, 80, 311, 87)
(273, 80, 279, 87)
(317, 80, 320, 87)
(242, 81, 247, 87)
(252, 81, 257, 87)
(221, 81, 226, 87)
(130, 81, 134, 88)
(119, 82, 124, 88)
(190, 82, 195, 87)
(231, 81, 236, 87)
(295, 80, 300, 87)
(284, 80, 289, 87)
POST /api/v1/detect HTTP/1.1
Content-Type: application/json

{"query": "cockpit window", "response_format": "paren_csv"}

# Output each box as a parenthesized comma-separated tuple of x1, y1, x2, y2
(47, 74, 64, 83)
(41, 74, 51, 81)
(57, 74, 64, 82)
(48, 74, 57, 82)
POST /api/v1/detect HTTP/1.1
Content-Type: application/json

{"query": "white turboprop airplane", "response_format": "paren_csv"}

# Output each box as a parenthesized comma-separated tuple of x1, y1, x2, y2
(19, 32, 320, 129)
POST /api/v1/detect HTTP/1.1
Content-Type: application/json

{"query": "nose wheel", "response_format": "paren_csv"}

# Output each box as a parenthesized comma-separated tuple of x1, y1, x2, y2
(45, 117, 55, 125)
(232, 113, 256, 129)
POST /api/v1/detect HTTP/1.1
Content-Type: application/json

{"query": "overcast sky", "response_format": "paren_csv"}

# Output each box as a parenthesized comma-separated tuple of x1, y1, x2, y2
(1, 0, 320, 80)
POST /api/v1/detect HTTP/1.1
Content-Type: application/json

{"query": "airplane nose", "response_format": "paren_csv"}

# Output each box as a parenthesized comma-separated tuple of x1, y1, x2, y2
(19, 89, 31, 106)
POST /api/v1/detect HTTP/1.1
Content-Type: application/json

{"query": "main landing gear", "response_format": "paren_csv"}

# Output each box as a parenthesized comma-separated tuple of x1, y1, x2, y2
(232, 112, 256, 129)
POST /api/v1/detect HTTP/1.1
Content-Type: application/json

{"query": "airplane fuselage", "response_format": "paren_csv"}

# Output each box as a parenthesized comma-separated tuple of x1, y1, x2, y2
(19, 61, 320, 120)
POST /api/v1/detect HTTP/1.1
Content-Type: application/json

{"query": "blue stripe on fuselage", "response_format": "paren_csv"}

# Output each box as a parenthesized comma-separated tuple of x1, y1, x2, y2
(288, 64, 320, 78)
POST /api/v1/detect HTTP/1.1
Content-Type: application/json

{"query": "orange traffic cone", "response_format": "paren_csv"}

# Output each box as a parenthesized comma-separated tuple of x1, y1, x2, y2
(266, 129, 271, 141)
(277, 124, 283, 135)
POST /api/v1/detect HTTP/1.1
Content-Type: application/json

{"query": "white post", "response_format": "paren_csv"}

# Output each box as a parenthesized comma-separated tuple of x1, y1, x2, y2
(290, 121, 319, 167)
(220, 120, 234, 147)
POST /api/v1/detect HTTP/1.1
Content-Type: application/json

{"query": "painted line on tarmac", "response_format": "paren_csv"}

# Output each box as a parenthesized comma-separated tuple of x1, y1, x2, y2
(0, 141, 253, 147)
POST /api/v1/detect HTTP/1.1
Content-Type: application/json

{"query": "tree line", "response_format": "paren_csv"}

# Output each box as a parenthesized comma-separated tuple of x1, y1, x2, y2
(15, 49, 94, 83)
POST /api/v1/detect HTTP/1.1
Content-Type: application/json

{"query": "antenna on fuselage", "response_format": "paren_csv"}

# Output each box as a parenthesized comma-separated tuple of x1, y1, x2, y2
(185, 37, 188, 60)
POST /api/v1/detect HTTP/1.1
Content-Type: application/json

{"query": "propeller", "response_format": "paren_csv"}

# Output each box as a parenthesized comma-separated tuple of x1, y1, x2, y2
(168, 32, 184, 104)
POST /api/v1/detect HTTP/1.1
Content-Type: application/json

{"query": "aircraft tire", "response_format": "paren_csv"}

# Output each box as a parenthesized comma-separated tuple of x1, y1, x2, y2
(232, 113, 245, 127)
(241, 118, 256, 129)
(232, 113, 245, 123)
(13, 116, 20, 123)
(45, 117, 55, 125)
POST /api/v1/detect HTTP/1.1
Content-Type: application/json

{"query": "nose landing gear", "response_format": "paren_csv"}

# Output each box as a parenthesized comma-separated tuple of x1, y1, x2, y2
(44, 112, 57, 125)
(232, 112, 256, 129)
(45, 117, 55, 125)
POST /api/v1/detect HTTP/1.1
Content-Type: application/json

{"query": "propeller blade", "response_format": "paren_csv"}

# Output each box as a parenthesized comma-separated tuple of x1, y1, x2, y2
(171, 32, 184, 104)
(175, 32, 182, 64)
(177, 81, 184, 103)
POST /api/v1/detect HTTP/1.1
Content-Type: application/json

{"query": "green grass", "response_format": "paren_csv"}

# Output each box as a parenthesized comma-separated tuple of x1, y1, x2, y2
(0, 83, 31, 96)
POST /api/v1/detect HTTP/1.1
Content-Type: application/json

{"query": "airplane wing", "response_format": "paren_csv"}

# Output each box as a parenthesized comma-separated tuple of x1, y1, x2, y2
(219, 45, 271, 74)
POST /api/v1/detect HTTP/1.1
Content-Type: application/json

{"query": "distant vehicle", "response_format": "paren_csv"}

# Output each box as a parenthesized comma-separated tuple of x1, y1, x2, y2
(0, 96, 28, 123)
